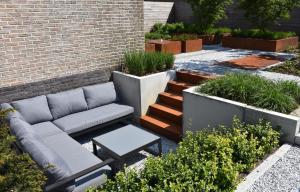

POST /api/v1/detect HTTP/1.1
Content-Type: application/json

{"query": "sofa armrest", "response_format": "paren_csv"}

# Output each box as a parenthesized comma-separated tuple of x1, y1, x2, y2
(44, 158, 115, 192)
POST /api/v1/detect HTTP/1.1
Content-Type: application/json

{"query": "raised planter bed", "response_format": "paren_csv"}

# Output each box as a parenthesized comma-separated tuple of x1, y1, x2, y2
(148, 40, 181, 54)
(222, 36, 299, 52)
(199, 33, 230, 45)
(113, 70, 176, 120)
(183, 87, 300, 144)
(181, 39, 203, 53)
(145, 42, 155, 52)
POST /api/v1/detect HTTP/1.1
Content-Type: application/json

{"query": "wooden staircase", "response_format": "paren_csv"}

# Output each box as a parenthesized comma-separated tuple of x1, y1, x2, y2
(140, 70, 215, 142)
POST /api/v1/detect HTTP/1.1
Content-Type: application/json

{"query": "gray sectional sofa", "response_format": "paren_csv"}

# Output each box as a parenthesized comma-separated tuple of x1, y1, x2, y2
(0, 82, 134, 192)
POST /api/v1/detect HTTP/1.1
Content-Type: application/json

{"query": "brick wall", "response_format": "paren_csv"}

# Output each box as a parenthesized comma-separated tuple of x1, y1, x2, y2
(0, 0, 144, 102)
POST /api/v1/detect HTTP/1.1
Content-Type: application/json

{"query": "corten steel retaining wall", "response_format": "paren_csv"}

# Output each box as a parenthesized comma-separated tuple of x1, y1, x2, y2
(0, 0, 144, 102)
(144, 0, 300, 35)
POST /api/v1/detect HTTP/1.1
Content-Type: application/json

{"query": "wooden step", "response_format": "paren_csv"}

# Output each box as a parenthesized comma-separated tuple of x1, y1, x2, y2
(140, 115, 182, 141)
(159, 92, 183, 109)
(149, 103, 182, 125)
(167, 80, 193, 94)
(176, 70, 216, 84)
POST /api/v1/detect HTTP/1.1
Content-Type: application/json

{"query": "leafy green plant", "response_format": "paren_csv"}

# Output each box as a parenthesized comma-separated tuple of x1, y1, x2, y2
(184, 0, 233, 31)
(197, 73, 300, 113)
(170, 33, 199, 41)
(151, 22, 185, 35)
(232, 28, 296, 40)
(91, 117, 279, 192)
(237, 0, 300, 31)
(124, 51, 175, 76)
(0, 109, 46, 192)
(145, 32, 171, 40)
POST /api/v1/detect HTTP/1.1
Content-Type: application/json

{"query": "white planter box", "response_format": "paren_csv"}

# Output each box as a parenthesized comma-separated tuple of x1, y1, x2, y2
(183, 87, 300, 144)
(113, 70, 176, 120)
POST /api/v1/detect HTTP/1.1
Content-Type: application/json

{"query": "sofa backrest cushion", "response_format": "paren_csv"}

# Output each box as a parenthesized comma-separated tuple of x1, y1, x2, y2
(21, 135, 75, 191)
(11, 95, 53, 125)
(0, 103, 25, 122)
(83, 82, 117, 109)
(9, 118, 35, 140)
(47, 88, 88, 120)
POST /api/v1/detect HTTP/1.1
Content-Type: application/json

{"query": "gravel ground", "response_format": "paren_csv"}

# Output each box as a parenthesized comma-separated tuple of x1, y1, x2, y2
(248, 145, 300, 192)
(175, 45, 300, 84)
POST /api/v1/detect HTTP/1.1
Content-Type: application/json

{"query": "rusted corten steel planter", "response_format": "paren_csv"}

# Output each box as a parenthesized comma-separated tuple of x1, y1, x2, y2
(145, 42, 155, 52)
(181, 39, 203, 53)
(222, 36, 299, 52)
(199, 33, 230, 45)
(148, 40, 182, 54)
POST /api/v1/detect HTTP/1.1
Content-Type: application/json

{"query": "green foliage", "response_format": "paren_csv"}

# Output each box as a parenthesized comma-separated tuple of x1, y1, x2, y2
(237, 0, 300, 31)
(0, 110, 46, 192)
(197, 73, 300, 113)
(267, 48, 300, 76)
(145, 32, 171, 40)
(151, 22, 185, 35)
(184, 0, 233, 31)
(124, 51, 175, 76)
(232, 28, 296, 40)
(170, 33, 199, 41)
(92, 117, 279, 192)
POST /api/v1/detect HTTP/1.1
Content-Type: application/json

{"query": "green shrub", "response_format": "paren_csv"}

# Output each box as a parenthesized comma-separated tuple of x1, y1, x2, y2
(237, 0, 300, 31)
(124, 51, 175, 76)
(197, 73, 300, 113)
(231, 28, 296, 40)
(145, 32, 171, 40)
(184, 0, 233, 31)
(151, 22, 185, 35)
(93, 117, 279, 192)
(170, 33, 199, 41)
(0, 110, 46, 192)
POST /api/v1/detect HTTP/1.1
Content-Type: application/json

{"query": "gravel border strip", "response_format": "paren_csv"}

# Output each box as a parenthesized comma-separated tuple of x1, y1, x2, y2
(235, 144, 292, 192)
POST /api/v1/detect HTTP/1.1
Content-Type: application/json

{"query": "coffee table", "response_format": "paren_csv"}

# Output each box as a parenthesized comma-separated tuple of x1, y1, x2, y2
(92, 124, 162, 172)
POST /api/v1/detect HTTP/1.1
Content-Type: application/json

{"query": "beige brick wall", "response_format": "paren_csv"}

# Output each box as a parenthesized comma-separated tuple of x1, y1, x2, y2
(0, 0, 144, 102)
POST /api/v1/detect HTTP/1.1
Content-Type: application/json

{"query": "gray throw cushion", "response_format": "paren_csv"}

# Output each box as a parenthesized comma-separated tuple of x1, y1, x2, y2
(53, 103, 134, 134)
(83, 82, 117, 109)
(47, 88, 88, 120)
(0, 103, 25, 121)
(21, 135, 75, 192)
(11, 95, 53, 124)
(9, 118, 35, 140)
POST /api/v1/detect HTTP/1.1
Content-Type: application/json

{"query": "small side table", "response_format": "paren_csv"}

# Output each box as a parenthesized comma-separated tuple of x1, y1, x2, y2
(92, 124, 162, 172)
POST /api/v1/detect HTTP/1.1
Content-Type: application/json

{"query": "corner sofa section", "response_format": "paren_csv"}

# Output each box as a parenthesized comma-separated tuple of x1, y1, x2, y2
(1, 82, 134, 192)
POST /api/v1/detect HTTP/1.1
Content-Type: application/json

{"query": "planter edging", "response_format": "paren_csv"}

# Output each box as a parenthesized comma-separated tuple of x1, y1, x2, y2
(183, 87, 300, 144)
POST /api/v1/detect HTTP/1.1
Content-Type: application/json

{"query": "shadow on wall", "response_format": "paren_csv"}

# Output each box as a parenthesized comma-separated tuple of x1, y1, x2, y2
(0, 66, 119, 103)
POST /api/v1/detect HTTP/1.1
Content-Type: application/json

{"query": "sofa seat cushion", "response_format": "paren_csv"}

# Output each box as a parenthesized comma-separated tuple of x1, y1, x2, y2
(31, 122, 64, 138)
(53, 103, 134, 134)
(11, 95, 53, 124)
(83, 82, 117, 109)
(47, 88, 88, 120)
(21, 135, 75, 192)
(43, 133, 111, 175)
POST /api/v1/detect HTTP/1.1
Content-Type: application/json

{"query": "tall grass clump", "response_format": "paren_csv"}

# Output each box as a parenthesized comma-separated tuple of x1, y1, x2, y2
(197, 73, 300, 114)
(124, 51, 175, 76)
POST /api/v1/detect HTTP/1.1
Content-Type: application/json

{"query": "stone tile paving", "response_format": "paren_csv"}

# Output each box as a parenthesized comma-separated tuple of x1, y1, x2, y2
(248, 145, 300, 192)
(77, 123, 177, 171)
(175, 45, 300, 85)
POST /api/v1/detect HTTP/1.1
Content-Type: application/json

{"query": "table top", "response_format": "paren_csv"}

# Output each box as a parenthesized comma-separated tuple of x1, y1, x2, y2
(92, 124, 160, 158)
(148, 39, 173, 45)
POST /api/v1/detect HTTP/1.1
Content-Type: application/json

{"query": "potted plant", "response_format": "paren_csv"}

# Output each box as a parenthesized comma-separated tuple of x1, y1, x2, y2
(113, 51, 176, 119)
(171, 34, 203, 53)
(222, 0, 300, 51)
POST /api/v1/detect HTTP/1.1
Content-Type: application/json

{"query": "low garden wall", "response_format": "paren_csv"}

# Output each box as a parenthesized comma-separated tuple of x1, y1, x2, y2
(183, 87, 300, 144)
(113, 70, 176, 120)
